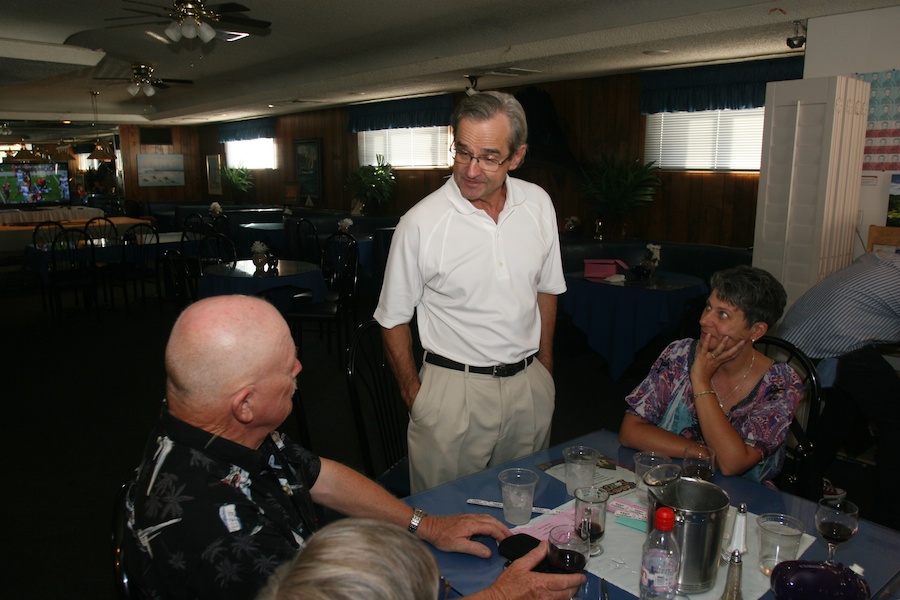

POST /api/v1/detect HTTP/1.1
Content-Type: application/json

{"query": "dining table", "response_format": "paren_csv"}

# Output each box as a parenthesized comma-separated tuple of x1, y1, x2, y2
(406, 429, 900, 600)
(560, 270, 709, 380)
(238, 222, 287, 258)
(0, 205, 103, 225)
(197, 259, 327, 311)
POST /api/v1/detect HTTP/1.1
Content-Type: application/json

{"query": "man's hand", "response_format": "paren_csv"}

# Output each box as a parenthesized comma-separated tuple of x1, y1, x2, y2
(472, 541, 586, 600)
(417, 514, 511, 558)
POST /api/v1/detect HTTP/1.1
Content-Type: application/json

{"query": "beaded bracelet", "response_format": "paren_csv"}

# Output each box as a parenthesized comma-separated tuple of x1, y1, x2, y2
(693, 390, 718, 400)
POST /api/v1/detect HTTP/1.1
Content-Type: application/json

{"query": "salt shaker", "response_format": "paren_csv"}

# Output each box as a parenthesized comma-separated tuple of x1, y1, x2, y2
(719, 549, 743, 600)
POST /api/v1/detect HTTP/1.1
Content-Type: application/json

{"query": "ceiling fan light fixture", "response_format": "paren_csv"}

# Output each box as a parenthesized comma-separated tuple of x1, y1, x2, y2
(165, 20, 183, 42)
(198, 21, 217, 43)
(143, 84, 157, 97)
(182, 20, 199, 39)
(127, 82, 142, 96)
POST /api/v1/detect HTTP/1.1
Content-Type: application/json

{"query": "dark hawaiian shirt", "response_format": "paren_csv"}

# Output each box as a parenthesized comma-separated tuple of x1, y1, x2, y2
(124, 405, 321, 599)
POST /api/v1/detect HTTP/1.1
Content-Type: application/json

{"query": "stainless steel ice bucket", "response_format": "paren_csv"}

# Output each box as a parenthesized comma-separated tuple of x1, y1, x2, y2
(647, 474, 730, 593)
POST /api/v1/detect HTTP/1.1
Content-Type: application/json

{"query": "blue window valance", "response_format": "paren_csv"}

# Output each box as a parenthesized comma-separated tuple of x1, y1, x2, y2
(348, 95, 455, 133)
(640, 57, 804, 114)
(218, 117, 276, 143)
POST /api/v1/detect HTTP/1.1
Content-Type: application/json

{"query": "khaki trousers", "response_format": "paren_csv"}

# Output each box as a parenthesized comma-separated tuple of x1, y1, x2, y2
(407, 359, 555, 494)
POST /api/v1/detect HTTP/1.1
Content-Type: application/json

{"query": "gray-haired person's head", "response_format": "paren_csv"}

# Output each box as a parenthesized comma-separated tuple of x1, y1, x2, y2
(256, 518, 441, 600)
(451, 91, 528, 156)
(710, 265, 787, 328)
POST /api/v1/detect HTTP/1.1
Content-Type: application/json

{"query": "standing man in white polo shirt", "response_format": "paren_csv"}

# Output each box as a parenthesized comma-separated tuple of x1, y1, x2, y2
(374, 91, 566, 493)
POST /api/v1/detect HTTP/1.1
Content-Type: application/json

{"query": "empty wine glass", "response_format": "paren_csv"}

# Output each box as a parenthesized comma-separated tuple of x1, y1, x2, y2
(815, 498, 859, 564)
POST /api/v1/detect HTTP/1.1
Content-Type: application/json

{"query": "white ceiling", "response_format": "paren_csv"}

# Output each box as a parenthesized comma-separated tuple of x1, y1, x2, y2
(1, 0, 897, 142)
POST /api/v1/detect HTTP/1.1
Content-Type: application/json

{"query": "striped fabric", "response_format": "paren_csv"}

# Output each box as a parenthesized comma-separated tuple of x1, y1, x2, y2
(777, 252, 900, 359)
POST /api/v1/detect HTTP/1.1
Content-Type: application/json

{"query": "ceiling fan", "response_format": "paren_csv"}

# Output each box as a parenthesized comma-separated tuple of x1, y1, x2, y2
(94, 64, 194, 97)
(105, 1, 272, 40)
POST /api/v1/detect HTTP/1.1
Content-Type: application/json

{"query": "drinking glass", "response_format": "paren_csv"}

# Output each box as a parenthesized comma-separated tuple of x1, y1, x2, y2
(815, 498, 859, 564)
(682, 444, 716, 480)
(563, 446, 600, 495)
(632, 451, 673, 505)
(547, 525, 589, 573)
(574, 486, 609, 556)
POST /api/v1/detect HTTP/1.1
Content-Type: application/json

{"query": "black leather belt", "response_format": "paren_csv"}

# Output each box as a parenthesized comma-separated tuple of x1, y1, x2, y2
(424, 352, 535, 377)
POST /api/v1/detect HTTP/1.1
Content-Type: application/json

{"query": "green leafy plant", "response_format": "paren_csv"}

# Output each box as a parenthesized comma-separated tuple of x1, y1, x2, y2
(220, 166, 255, 194)
(579, 154, 660, 216)
(345, 154, 395, 207)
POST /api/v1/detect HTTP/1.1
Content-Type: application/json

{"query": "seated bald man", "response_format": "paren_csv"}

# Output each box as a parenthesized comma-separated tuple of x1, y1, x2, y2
(123, 295, 583, 600)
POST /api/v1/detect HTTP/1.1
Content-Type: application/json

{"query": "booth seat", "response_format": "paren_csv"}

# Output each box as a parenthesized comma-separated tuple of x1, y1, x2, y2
(560, 237, 752, 284)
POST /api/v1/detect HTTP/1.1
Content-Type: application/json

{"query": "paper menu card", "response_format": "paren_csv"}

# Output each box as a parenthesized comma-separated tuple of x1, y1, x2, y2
(535, 456, 636, 498)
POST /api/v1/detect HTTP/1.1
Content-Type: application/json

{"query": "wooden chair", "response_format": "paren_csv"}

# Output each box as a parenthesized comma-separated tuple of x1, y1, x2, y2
(866, 224, 900, 252)
(346, 319, 410, 496)
(754, 335, 823, 500)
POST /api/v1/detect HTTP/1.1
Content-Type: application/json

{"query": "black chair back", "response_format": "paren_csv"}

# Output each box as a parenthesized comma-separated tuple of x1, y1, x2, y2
(346, 319, 410, 496)
(112, 482, 134, 600)
(321, 231, 358, 305)
(85, 216, 119, 243)
(162, 248, 193, 307)
(754, 335, 822, 499)
(295, 218, 320, 262)
(212, 213, 230, 236)
(33, 220, 65, 249)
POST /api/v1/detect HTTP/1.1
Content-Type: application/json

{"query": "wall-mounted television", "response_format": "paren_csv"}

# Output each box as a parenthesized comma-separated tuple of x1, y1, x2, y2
(0, 163, 70, 205)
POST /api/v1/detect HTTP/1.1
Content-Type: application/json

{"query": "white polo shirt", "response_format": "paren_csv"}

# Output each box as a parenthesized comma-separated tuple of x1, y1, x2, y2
(374, 175, 566, 366)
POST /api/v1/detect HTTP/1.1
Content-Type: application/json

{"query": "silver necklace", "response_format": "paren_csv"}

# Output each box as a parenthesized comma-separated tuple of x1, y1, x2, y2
(714, 351, 755, 409)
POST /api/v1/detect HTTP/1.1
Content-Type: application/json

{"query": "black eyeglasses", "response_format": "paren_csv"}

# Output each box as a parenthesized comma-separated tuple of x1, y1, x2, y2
(449, 146, 511, 172)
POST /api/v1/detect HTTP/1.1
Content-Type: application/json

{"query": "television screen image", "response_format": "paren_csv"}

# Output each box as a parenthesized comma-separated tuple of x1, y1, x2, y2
(0, 163, 70, 204)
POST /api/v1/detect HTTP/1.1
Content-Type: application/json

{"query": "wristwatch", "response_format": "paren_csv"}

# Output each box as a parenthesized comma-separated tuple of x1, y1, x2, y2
(408, 507, 427, 534)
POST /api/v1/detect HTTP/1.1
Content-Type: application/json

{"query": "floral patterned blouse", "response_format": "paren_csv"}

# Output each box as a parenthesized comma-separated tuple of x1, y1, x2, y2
(625, 339, 802, 482)
(124, 405, 321, 599)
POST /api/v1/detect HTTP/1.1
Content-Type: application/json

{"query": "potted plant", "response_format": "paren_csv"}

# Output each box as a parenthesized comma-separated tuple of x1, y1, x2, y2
(345, 154, 395, 214)
(579, 153, 660, 239)
(221, 166, 255, 201)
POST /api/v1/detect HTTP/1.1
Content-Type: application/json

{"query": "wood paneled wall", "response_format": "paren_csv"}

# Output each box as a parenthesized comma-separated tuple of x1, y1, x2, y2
(117, 73, 759, 247)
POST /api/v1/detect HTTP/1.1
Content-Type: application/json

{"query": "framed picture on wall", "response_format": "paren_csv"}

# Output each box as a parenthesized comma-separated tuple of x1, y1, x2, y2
(294, 138, 322, 203)
(206, 154, 223, 195)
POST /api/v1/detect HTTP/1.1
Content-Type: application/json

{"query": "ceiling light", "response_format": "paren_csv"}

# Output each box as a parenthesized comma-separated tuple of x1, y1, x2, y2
(88, 140, 114, 162)
(0, 123, 12, 136)
(164, 1, 221, 44)
(128, 65, 159, 97)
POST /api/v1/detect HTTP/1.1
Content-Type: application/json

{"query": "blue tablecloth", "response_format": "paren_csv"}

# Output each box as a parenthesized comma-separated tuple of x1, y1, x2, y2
(560, 271, 708, 380)
(406, 429, 900, 599)
(198, 259, 326, 311)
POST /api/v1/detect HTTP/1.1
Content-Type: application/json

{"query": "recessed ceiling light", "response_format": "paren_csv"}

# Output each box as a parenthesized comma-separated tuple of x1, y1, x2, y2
(643, 49, 672, 56)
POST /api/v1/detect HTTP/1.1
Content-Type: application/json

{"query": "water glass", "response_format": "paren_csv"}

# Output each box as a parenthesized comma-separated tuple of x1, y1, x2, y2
(498, 468, 539, 525)
(632, 451, 673, 505)
(563, 446, 600, 495)
(757, 513, 805, 576)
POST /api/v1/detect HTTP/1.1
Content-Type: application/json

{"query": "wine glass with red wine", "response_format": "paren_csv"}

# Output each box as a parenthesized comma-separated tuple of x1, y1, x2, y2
(682, 444, 716, 480)
(547, 525, 589, 573)
(815, 498, 859, 564)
